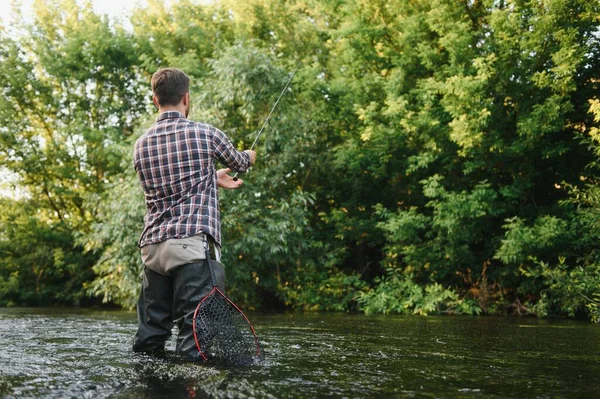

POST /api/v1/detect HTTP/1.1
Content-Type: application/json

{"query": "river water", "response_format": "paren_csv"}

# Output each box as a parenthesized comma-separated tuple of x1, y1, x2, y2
(0, 308, 599, 398)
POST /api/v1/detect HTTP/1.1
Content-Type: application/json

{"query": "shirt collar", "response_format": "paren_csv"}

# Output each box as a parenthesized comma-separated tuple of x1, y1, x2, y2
(156, 111, 186, 122)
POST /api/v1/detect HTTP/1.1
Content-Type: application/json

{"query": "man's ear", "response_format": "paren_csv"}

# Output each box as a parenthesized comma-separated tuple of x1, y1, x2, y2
(183, 92, 190, 106)
(152, 95, 160, 109)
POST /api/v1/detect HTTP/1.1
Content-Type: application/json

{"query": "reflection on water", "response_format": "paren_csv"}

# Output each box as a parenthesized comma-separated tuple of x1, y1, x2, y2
(1, 308, 600, 398)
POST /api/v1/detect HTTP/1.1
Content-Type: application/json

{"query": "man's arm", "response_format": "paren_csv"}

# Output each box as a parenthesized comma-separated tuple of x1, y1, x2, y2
(212, 126, 256, 172)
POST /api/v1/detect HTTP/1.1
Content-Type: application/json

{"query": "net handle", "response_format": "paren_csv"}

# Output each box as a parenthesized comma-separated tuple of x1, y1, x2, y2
(202, 236, 218, 287)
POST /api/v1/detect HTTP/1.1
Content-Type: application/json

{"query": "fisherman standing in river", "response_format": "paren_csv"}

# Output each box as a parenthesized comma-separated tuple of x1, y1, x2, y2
(132, 68, 256, 358)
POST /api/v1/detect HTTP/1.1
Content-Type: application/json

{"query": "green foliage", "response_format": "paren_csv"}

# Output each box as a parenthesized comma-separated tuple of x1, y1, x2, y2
(495, 216, 569, 265)
(2, 0, 600, 323)
(0, 1, 147, 307)
(356, 272, 481, 316)
(336, 0, 600, 318)
(513, 99, 600, 323)
(0, 2, 148, 232)
(521, 258, 600, 323)
(280, 271, 367, 312)
(0, 198, 96, 306)
(82, 143, 146, 309)
(375, 179, 502, 286)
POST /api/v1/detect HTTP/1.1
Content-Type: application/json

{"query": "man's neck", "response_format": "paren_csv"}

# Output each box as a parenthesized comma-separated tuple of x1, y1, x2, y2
(158, 105, 187, 116)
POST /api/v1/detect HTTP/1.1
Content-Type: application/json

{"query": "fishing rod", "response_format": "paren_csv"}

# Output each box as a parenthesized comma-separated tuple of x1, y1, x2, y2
(233, 61, 302, 181)
(138, 66, 300, 245)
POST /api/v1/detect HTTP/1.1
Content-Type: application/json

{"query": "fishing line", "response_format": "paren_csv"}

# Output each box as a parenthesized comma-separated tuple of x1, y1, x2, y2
(233, 61, 302, 181)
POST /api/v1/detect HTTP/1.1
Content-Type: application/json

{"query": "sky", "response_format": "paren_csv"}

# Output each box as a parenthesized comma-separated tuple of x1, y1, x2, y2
(0, 0, 217, 31)
(0, 0, 157, 26)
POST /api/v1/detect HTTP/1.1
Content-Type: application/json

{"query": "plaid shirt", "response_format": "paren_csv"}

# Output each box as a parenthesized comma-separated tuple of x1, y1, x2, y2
(134, 111, 251, 247)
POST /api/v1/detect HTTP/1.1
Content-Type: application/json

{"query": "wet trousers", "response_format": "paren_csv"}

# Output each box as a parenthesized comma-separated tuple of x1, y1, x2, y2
(132, 260, 219, 359)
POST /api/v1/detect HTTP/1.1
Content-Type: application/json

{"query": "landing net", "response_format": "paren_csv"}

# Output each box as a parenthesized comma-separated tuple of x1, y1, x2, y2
(193, 288, 263, 366)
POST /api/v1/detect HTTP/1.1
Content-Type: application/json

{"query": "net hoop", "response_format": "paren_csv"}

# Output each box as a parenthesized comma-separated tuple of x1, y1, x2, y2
(192, 286, 262, 362)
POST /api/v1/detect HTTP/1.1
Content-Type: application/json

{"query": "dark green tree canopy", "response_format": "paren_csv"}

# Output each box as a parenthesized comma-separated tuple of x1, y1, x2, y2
(1, 0, 599, 321)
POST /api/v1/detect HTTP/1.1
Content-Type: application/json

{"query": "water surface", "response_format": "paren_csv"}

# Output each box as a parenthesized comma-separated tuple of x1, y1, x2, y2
(1, 308, 599, 398)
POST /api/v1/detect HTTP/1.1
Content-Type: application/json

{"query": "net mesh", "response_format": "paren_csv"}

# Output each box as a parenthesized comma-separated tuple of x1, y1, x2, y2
(194, 291, 263, 366)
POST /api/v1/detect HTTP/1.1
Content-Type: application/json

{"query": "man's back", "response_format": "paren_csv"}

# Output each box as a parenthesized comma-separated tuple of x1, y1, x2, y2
(134, 111, 250, 247)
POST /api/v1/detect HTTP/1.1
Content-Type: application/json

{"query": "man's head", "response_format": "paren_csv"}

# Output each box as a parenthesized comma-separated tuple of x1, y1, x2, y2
(151, 68, 190, 117)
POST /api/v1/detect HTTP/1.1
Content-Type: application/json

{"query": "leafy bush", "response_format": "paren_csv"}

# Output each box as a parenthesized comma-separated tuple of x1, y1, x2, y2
(521, 258, 600, 322)
(82, 155, 145, 309)
(0, 199, 96, 306)
(356, 271, 481, 316)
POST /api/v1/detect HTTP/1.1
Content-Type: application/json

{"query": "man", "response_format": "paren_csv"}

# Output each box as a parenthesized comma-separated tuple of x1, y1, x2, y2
(132, 68, 256, 359)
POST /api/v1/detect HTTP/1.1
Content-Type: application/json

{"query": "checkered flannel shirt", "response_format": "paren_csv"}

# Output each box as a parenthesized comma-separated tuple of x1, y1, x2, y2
(134, 111, 251, 247)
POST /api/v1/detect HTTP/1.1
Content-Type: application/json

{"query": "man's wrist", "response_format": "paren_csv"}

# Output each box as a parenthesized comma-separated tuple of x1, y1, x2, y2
(244, 150, 256, 166)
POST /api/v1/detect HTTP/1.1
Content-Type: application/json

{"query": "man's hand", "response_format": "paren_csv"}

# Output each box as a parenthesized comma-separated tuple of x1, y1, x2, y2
(217, 168, 243, 189)
(244, 150, 257, 165)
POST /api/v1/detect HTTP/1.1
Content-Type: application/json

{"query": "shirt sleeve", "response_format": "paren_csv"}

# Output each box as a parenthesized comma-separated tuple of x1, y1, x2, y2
(211, 126, 251, 172)
(133, 137, 142, 172)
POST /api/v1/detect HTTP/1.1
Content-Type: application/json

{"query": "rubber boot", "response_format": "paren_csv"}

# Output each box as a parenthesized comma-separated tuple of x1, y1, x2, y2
(132, 266, 174, 354)
(171, 259, 227, 360)
(171, 260, 213, 359)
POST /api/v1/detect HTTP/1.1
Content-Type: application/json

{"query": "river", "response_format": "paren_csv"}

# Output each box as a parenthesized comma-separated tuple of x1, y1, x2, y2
(0, 308, 599, 398)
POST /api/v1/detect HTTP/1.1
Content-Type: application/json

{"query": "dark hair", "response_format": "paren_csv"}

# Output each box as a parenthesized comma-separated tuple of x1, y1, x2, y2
(151, 68, 190, 106)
